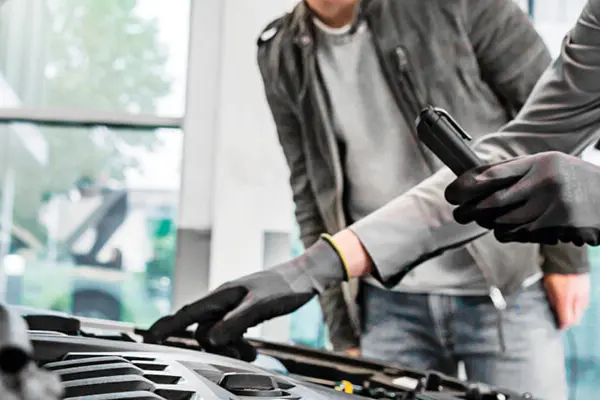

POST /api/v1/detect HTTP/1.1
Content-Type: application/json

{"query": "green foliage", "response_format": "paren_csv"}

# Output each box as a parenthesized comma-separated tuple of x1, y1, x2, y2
(45, 0, 171, 112)
(10, 0, 172, 240)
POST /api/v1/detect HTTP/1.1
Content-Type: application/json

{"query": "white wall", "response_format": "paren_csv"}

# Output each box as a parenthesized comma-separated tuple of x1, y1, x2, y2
(179, 0, 298, 233)
(533, 0, 587, 57)
(209, 0, 298, 287)
(176, 0, 300, 341)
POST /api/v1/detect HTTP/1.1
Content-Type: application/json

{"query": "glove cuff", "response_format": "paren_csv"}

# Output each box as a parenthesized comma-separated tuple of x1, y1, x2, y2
(320, 233, 350, 281)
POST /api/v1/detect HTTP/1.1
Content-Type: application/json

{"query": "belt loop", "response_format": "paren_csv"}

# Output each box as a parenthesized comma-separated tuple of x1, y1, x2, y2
(489, 286, 507, 353)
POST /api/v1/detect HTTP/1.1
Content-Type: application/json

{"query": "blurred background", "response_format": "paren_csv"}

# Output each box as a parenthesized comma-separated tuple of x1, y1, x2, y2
(0, 0, 597, 396)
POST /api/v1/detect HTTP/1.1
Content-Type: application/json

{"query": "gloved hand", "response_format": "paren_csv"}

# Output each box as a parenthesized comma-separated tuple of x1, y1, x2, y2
(145, 237, 348, 361)
(445, 151, 600, 246)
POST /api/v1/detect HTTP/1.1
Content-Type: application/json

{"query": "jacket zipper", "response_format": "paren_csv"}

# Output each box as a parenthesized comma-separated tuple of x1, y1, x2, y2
(379, 44, 436, 175)
(377, 39, 509, 349)
(393, 46, 425, 116)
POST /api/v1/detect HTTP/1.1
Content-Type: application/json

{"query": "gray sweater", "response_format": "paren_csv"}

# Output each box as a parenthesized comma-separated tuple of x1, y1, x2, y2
(314, 19, 489, 294)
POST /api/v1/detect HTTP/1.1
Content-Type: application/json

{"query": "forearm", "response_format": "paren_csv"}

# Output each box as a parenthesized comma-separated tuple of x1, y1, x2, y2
(345, 170, 487, 285)
(334, 211, 484, 285)
(334, 0, 600, 284)
(333, 229, 373, 278)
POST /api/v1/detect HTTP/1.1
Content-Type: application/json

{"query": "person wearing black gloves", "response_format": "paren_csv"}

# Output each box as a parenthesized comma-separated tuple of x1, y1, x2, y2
(146, 0, 600, 397)
(253, 0, 568, 365)
(249, 0, 589, 386)
(147, 235, 354, 361)
(446, 151, 600, 247)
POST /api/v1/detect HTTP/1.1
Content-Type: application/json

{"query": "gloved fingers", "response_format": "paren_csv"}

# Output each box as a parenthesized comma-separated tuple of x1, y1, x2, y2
(194, 319, 223, 345)
(549, 226, 599, 246)
(211, 339, 257, 362)
(145, 286, 247, 343)
(492, 199, 540, 227)
(231, 339, 258, 362)
(493, 228, 515, 243)
(495, 226, 561, 245)
(144, 315, 181, 343)
(445, 160, 528, 205)
(452, 204, 475, 225)
(494, 227, 534, 244)
(454, 199, 524, 227)
(576, 228, 600, 246)
(445, 164, 493, 204)
(208, 293, 315, 346)
(476, 172, 536, 209)
(457, 171, 546, 227)
(195, 324, 257, 362)
(209, 340, 256, 362)
(194, 318, 256, 361)
(537, 227, 573, 245)
(451, 181, 526, 226)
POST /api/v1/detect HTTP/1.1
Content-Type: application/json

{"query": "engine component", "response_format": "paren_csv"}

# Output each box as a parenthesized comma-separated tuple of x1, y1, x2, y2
(19, 309, 538, 400)
(0, 304, 63, 400)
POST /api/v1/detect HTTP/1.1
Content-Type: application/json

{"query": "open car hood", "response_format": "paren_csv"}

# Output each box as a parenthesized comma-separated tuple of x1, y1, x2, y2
(13, 306, 537, 399)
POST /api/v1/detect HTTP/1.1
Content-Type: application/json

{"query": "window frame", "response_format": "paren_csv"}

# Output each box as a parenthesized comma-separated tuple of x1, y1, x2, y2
(0, 0, 205, 315)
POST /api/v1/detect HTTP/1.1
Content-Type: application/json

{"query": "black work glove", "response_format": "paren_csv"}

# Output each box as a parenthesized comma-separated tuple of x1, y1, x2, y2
(445, 151, 600, 246)
(145, 238, 347, 361)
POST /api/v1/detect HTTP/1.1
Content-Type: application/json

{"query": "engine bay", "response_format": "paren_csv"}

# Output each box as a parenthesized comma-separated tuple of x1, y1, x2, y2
(8, 307, 540, 400)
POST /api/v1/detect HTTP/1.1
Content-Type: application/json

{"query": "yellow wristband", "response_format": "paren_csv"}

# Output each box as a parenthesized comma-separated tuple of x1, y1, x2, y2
(320, 233, 350, 281)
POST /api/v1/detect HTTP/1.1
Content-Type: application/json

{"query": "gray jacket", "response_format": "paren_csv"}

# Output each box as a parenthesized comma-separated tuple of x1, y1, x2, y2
(256, 0, 591, 350)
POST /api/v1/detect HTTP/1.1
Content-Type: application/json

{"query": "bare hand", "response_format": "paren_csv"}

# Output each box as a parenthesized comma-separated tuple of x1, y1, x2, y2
(544, 273, 590, 330)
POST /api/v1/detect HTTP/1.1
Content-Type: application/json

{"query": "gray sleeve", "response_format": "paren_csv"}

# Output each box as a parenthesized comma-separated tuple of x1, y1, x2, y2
(351, 0, 600, 284)
(466, 0, 552, 116)
(542, 243, 591, 275)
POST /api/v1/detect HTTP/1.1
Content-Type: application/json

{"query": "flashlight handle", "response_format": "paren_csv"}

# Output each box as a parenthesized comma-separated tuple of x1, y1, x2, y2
(415, 106, 484, 176)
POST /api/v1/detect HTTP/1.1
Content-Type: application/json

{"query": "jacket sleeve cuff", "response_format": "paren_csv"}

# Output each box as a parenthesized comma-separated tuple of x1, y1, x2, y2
(540, 243, 591, 274)
(348, 194, 435, 287)
(349, 171, 488, 288)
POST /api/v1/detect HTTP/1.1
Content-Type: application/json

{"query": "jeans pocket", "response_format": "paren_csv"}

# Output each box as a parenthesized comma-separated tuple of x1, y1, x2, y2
(509, 281, 559, 330)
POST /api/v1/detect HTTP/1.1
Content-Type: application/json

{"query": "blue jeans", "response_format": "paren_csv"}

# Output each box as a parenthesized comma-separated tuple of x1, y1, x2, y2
(360, 281, 566, 400)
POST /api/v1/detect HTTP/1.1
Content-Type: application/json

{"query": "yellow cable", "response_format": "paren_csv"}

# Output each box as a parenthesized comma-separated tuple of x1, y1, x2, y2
(334, 381, 354, 393)
(320, 233, 351, 281)
(341, 380, 354, 393)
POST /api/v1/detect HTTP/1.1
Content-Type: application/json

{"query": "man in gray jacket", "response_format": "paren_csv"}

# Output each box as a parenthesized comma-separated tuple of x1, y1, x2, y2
(147, 1, 592, 398)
